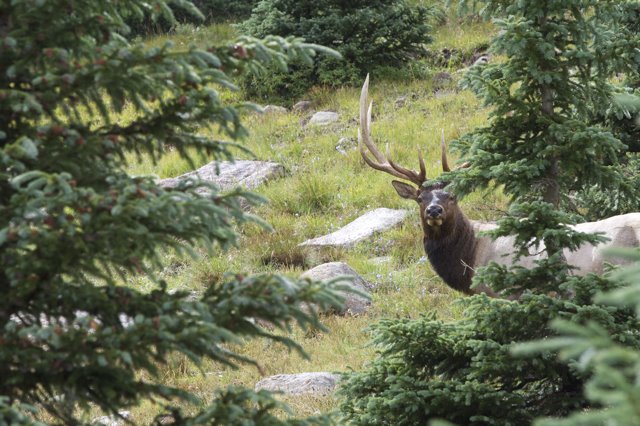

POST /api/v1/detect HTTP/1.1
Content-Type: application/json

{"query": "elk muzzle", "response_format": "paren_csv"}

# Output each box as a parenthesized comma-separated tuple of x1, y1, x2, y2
(426, 204, 444, 227)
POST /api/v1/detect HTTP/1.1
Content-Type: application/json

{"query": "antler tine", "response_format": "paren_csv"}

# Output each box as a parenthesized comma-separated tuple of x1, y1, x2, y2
(387, 146, 425, 184)
(358, 75, 427, 185)
(359, 75, 385, 164)
(417, 148, 426, 181)
(441, 129, 472, 172)
(441, 129, 451, 173)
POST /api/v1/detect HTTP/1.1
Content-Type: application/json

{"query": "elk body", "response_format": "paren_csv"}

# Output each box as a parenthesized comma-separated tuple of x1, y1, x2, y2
(358, 75, 640, 296)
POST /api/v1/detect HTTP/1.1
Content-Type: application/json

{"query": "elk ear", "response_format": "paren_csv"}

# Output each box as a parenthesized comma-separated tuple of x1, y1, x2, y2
(391, 180, 419, 201)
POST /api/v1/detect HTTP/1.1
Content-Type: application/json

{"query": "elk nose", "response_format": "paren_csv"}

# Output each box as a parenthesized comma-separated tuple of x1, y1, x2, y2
(427, 205, 443, 218)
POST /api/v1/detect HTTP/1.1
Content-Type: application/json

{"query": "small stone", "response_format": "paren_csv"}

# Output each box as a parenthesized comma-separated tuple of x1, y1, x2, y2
(292, 100, 313, 113)
(308, 111, 339, 126)
(92, 411, 131, 426)
(263, 105, 288, 114)
(335, 137, 357, 155)
(395, 95, 408, 108)
(432, 72, 453, 88)
(434, 89, 455, 99)
(368, 256, 392, 265)
(472, 55, 489, 66)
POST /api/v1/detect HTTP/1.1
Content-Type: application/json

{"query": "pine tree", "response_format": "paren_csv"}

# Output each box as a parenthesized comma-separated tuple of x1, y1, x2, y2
(0, 1, 346, 424)
(339, 1, 640, 424)
(236, 0, 433, 100)
(515, 95, 640, 426)
(514, 250, 640, 426)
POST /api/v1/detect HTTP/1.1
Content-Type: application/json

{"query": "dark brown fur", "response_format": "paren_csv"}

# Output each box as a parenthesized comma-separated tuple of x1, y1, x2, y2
(392, 180, 480, 294)
(422, 207, 477, 294)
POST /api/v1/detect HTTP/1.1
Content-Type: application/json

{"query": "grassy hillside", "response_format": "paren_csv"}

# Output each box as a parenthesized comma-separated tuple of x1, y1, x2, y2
(122, 12, 502, 422)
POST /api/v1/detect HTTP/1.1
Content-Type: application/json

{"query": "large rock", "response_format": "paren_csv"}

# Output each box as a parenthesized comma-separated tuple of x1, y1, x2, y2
(255, 372, 341, 395)
(300, 208, 408, 248)
(302, 262, 371, 315)
(308, 111, 339, 126)
(159, 160, 285, 192)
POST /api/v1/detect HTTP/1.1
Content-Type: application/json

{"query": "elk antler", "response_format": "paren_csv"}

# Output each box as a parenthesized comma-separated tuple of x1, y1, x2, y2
(358, 75, 426, 186)
(441, 129, 471, 173)
(441, 129, 451, 173)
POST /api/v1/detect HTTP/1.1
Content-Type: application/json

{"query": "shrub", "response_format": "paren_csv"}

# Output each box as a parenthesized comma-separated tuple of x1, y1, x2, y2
(577, 154, 640, 220)
(125, 0, 259, 36)
(237, 0, 433, 101)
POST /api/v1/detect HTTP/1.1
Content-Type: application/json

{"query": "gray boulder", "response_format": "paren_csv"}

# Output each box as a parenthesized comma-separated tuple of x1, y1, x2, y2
(395, 95, 408, 108)
(302, 262, 371, 315)
(159, 160, 285, 192)
(308, 111, 339, 126)
(335, 137, 357, 155)
(300, 208, 408, 248)
(262, 105, 288, 114)
(255, 372, 341, 395)
(432, 71, 453, 88)
(292, 100, 313, 113)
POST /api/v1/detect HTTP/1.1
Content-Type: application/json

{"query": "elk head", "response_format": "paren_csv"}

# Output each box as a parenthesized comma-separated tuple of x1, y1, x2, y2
(358, 75, 464, 237)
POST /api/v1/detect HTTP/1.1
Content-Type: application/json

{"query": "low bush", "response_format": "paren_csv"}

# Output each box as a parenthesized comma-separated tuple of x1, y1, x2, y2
(237, 0, 434, 101)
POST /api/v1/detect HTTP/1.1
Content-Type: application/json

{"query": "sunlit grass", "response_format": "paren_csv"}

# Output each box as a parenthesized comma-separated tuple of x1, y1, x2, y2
(140, 22, 238, 51)
(431, 16, 496, 52)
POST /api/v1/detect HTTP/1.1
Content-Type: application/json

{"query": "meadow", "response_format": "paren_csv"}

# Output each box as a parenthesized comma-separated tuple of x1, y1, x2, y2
(123, 13, 503, 422)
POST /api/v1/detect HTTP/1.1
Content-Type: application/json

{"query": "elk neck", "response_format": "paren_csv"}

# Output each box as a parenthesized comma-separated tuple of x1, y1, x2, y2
(421, 208, 478, 294)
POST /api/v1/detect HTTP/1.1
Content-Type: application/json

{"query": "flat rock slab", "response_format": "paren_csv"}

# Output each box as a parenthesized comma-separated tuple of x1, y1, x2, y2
(159, 160, 285, 192)
(300, 208, 408, 248)
(301, 262, 371, 315)
(255, 372, 341, 395)
(308, 111, 339, 126)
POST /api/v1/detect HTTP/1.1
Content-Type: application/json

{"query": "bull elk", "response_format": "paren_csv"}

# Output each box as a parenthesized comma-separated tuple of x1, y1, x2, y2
(358, 75, 640, 296)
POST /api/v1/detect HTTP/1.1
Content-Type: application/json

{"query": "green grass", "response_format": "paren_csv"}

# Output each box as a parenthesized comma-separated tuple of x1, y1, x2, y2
(118, 12, 501, 422)
(140, 22, 238, 51)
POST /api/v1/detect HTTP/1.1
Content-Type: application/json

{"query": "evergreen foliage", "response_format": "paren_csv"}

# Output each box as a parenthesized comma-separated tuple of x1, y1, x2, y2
(340, 282, 640, 425)
(125, 0, 259, 35)
(0, 0, 346, 424)
(339, 1, 640, 424)
(516, 95, 640, 426)
(236, 0, 433, 100)
(573, 0, 640, 218)
(515, 251, 640, 426)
